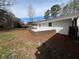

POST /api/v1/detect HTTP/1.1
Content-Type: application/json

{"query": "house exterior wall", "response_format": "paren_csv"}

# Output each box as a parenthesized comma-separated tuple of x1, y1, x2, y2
(35, 19, 72, 35)
(51, 20, 72, 35)
(77, 18, 79, 36)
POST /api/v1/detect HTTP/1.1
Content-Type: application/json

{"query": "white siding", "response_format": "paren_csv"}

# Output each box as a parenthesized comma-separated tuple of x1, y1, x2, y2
(32, 19, 72, 35)
(40, 20, 72, 35)
(77, 18, 79, 36)
(51, 20, 72, 35)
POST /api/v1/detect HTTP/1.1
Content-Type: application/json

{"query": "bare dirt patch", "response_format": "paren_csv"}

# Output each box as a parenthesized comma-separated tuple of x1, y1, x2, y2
(1, 29, 79, 59)
(0, 29, 55, 59)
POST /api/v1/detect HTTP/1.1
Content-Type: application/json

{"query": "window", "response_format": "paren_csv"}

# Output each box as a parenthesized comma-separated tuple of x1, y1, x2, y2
(48, 22, 52, 27)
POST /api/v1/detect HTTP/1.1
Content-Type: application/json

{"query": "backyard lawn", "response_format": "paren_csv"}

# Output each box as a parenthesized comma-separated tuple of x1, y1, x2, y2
(0, 30, 26, 59)
(0, 29, 79, 59)
(0, 29, 54, 59)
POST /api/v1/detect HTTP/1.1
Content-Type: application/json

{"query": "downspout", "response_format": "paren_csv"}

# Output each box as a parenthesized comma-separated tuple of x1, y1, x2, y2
(74, 18, 78, 40)
(72, 18, 74, 27)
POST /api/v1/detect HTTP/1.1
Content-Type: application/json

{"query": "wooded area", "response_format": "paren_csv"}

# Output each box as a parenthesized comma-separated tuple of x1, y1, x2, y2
(44, 0, 79, 19)
(0, 0, 24, 30)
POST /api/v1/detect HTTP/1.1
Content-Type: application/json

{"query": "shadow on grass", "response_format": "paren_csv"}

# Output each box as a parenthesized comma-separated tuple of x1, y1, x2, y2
(35, 34, 79, 59)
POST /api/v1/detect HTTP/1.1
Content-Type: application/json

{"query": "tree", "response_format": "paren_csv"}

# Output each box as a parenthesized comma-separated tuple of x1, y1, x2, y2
(73, 0, 79, 13)
(0, 0, 24, 29)
(13, 17, 23, 28)
(0, 0, 16, 9)
(0, 9, 23, 29)
(62, 4, 70, 16)
(51, 4, 61, 17)
(28, 5, 35, 22)
(44, 9, 50, 19)
(0, 9, 14, 28)
(0, 9, 10, 28)
(62, 0, 75, 16)
(62, 0, 79, 16)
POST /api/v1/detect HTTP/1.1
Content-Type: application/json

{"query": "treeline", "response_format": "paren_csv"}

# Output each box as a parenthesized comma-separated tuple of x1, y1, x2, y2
(44, 0, 79, 19)
(0, 9, 24, 30)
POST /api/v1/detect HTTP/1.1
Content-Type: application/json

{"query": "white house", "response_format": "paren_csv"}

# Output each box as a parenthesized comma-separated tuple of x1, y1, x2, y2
(32, 14, 79, 36)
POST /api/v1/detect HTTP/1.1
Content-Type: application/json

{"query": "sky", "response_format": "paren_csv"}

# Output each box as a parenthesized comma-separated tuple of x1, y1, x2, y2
(10, 0, 70, 19)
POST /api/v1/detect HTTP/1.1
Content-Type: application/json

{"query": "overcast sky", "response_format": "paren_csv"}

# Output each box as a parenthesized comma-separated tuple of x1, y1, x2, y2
(11, 0, 70, 18)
